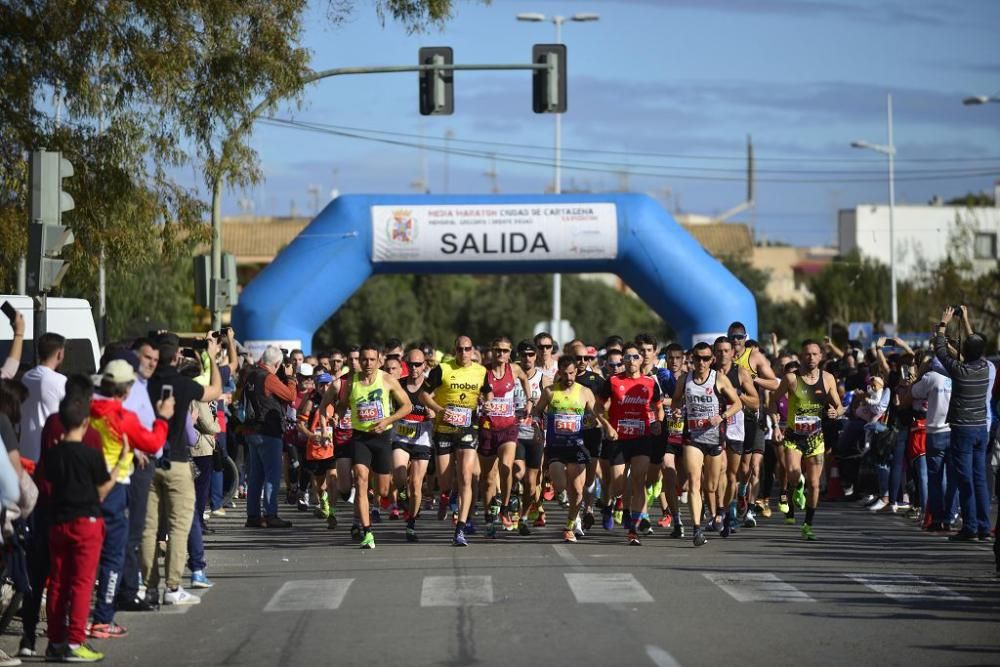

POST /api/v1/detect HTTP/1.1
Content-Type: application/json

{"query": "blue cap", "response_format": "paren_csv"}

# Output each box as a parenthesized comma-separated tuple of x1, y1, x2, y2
(315, 372, 333, 384)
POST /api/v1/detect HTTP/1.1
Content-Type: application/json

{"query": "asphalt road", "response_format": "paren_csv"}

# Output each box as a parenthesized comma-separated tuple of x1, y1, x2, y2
(5, 495, 999, 667)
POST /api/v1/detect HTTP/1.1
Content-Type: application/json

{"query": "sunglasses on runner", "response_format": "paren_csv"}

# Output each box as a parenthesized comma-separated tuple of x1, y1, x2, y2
(607, 361, 624, 368)
(729, 333, 747, 341)
(520, 351, 536, 357)
(537, 344, 553, 349)
(407, 360, 424, 367)
(695, 355, 713, 362)
(623, 354, 641, 361)
(575, 355, 594, 362)
(493, 348, 511, 354)
(456, 346, 474, 352)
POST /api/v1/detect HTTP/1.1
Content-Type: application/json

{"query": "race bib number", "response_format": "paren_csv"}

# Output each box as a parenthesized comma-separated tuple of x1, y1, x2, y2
(357, 401, 385, 424)
(793, 416, 822, 435)
(311, 425, 334, 440)
(443, 405, 472, 428)
(687, 417, 713, 431)
(484, 397, 515, 418)
(618, 418, 646, 437)
(553, 413, 583, 434)
(395, 421, 419, 439)
(338, 410, 352, 431)
(668, 418, 684, 444)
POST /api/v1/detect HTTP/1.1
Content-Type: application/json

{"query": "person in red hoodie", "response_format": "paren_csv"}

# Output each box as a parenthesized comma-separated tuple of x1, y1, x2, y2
(86, 359, 174, 639)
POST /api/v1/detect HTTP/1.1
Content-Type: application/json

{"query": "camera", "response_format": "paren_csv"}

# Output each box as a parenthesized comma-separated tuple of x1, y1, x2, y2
(178, 337, 208, 350)
(952, 305, 963, 317)
(210, 327, 232, 339)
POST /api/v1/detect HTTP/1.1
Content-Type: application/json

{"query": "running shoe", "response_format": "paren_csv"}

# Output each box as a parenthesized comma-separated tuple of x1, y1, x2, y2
(350, 524, 362, 542)
(743, 510, 757, 528)
(486, 522, 497, 539)
(453, 529, 469, 547)
(720, 513, 732, 538)
(518, 521, 531, 536)
(627, 531, 641, 546)
(693, 528, 707, 547)
(465, 520, 477, 535)
(527, 504, 540, 522)
(509, 496, 520, 518)
(801, 524, 816, 541)
(758, 500, 772, 519)
(389, 507, 400, 521)
(315, 494, 331, 519)
(890, 502, 910, 513)
(437, 493, 450, 520)
(573, 515, 585, 538)
(601, 506, 614, 531)
(638, 517, 653, 536)
(582, 511, 595, 531)
(543, 484, 556, 502)
(793, 477, 806, 510)
(563, 529, 577, 543)
(784, 516, 796, 525)
(679, 491, 689, 505)
(370, 508, 382, 524)
(360, 531, 375, 549)
(448, 492, 459, 515)
(398, 488, 409, 504)
(657, 514, 673, 529)
(868, 499, 888, 512)
(533, 512, 546, 528)
(87, 621, 129, 639)
(778, 495, 790, 515)
(327, 514, 338, 530)
(859, 494, 877, 506)
(297, 494, 310, 512)
(558, 490, 569, 508)
(45, 644, 67, 662)
(379, 495, 392, 510)
(65, 644, 104, 663)
(500, 511, 514, 531)
(671, 521, 685, 539)
(190, 570, 214, 589)
(406, 527, 419, 543)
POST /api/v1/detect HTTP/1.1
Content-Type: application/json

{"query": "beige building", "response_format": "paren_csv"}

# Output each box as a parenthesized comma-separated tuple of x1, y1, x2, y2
(750, 245, 836, 304)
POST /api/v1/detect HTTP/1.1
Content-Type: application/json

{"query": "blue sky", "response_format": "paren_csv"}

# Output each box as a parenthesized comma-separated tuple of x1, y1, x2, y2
(229, 0, 1000, 247)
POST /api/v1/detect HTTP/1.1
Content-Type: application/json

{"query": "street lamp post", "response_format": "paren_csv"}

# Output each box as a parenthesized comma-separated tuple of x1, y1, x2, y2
(517, 11, 599, 340)
(851, 93, 897, 330)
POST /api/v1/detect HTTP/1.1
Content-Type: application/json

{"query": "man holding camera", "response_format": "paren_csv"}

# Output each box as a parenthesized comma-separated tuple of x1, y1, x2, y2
(935, 306, 992, 542)
(143, 333, 223, 605)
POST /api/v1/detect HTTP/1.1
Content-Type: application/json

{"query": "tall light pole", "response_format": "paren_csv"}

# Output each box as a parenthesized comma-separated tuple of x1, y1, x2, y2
(517, 11, 599, 340)
(851, 93, 897, 330)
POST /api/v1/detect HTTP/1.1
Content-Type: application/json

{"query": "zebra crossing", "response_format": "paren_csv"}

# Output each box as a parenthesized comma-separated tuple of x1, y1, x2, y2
(256, 570, 973, 612)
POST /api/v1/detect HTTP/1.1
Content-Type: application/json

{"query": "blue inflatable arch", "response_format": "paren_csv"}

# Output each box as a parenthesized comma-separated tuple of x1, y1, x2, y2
(231, 193, 757, 354)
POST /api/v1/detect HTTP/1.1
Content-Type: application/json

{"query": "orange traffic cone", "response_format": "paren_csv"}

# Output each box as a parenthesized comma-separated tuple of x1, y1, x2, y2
(825, 455, 844, 501)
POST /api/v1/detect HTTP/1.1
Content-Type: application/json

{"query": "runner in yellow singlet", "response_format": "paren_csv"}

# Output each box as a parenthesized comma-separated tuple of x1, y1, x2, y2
(770, 339, 843, 541)
(419, 336, 491, 547)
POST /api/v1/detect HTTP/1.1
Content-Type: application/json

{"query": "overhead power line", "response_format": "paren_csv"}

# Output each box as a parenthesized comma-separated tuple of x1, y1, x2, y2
(259, 117, 1000, 185)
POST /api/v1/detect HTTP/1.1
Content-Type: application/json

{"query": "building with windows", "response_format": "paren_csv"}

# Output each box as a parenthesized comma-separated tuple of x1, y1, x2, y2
(838, 185, 1000, 279)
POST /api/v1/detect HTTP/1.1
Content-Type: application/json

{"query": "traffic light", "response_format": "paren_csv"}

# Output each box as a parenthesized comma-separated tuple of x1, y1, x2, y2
(419, 47, 454, 115)
(532, 44, 567, 113)
(27, 150, 75, 294)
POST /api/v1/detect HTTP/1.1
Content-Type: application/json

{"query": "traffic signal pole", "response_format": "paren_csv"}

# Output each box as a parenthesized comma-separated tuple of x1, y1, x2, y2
(209, 54, 562, 329)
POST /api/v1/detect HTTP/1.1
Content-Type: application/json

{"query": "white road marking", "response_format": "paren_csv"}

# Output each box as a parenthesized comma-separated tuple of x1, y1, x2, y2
(564, 573, 654, 604)
(420, 575, 494, 607)
(263, 579, 354, 612)
(552, 544, 584, 568)
(645, 644, 683, 667)
(846, 573, 972, 602)
(702, 572, 815, 603)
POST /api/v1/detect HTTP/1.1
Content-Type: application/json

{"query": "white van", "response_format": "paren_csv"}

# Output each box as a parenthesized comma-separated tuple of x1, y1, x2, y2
(0, 295, 101, 376)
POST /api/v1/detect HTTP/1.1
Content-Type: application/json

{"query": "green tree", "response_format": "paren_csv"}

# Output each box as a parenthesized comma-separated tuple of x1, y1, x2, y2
(0, 0, 470, 325)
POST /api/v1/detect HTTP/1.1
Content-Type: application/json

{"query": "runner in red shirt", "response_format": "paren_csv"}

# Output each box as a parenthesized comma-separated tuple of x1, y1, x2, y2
(603, 341, 664, 545)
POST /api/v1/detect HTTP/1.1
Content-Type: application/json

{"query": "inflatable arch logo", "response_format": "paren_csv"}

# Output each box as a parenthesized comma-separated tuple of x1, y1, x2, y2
(231, 193, 758, 355)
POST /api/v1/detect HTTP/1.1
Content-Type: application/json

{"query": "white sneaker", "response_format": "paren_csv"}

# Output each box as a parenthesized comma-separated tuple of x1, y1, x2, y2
(573, 515, 585, 537)
(860, 494, 876, 505)
(890, 502, 910, 513)
(679, 491, 689, 505)
(347, 488, 356, 504)
(868, 499, 888, 512)
(843, 485, 854, 497)
(0, 648, 21, 666)
(163, 586, 201, 605)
